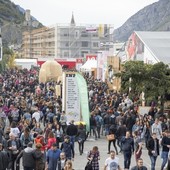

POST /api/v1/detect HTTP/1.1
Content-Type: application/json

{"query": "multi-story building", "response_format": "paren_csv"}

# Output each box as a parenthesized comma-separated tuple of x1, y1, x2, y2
(22, 14, 114, 59)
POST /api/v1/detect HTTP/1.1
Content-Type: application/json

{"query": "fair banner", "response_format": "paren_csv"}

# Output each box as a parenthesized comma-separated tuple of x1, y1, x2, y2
(65, 73, 80, 123)
(76, 73, 90, 131)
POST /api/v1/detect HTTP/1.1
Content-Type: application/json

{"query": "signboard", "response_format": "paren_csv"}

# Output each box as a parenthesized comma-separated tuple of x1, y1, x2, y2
(85, 54, 97, 61)
(65, 73, 80, 122)
(138, 106, 150, 116)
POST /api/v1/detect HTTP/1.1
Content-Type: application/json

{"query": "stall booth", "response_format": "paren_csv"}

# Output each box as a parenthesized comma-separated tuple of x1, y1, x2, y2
(80, 59, 97, 78)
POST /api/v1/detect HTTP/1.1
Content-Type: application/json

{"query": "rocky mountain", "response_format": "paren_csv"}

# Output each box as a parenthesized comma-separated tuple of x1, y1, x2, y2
(113, 0, 170, 42)
(0, 0, 42, 47)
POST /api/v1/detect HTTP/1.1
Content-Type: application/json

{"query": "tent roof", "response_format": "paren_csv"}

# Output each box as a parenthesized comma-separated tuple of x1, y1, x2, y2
(135, 31, 170, 64)
(80, 59, 97, 71)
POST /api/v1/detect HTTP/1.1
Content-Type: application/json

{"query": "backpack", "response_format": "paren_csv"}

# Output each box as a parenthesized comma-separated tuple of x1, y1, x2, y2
(22, 134, 31, 146)
(95, 115, 103, 127)
(24, 137, 30, 145)
(35, 137, 42, 144)
(48, 113, 54, 123)
(109, 115, 116, 125)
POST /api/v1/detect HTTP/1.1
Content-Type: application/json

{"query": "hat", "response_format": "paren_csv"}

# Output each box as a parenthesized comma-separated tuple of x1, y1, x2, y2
(27, 142, 33, 148)
(52, 143, 57, 147)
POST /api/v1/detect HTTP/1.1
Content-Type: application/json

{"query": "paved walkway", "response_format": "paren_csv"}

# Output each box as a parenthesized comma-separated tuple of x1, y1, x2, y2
(72, 136, 163, 170)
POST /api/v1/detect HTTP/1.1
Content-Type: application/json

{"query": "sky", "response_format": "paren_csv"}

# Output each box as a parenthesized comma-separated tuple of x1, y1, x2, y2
(12, 0, 158, 29)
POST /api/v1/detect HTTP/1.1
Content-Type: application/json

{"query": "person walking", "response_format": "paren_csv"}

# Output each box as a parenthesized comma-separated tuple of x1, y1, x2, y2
(59, 111, 67, 134)
(46, 143, 61, 170)
(60, 135, 74, 160)
(116, 122, 126, 153)
(16, 142, 41, 170)
(7, 132, 21, 170)
(89, 112, 98, 140)
(76, 123, 86, 155)
(46, 131, 56, 150)
(107, 126, 118, 155)
(104, 150, 121, 170)
(161, 130, 170, 170)
(66, 120, 78, 149)
(35, 143, 45, 170)
(121, 131, 134, 170)
(20, 127, 33, 149)
(133, 131, 143, 163)
(0, 143, 10, 170)
(131, 158, 147, 170)
(147, 133, 159, 170)
(57, 152, 67, 170)
(87, 146, 100, 170)
(151, 118, 162, 140)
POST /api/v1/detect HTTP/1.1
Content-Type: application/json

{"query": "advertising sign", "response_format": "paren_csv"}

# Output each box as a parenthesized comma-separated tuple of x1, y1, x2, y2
(65, 73, 80, 122)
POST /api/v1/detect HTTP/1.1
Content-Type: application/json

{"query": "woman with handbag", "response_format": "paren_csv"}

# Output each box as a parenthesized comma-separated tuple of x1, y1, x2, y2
(107, 126, 118, 155)
(86, 146, 100, 170)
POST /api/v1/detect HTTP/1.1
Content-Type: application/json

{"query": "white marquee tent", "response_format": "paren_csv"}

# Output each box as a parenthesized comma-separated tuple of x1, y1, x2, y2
(80, 59, 97, 72)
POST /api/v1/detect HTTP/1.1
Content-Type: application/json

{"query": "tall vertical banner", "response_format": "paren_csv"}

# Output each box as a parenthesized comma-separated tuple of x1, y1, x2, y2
(65, 73, 80, 122)
(76, 73, 90, 131)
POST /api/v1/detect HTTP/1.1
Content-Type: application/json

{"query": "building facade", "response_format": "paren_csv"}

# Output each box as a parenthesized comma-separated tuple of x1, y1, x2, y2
(22, 15, 114, 59)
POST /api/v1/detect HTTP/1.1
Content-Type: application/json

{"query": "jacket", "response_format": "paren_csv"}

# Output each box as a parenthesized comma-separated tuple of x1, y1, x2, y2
(7, 139, 21, 160)
(35, 149, 45, 170)
(60, 142, 74, 159)
(16, 147, 39, 168)
(131, 166, 147, 170)
(46, 137, 56, 150)
(0, 150, 9, 170)
(57, 159, 67, 170)
(66, 124, 78, 136)
(147, 137, 159, 156)
(47, 149, 61, 170)
(35, 135, 46, 151)
(121, 137, 134, 152)
(77, 128, 86, 140)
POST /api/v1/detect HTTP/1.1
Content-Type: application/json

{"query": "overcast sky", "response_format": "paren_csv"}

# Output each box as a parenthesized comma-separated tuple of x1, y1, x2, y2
(12, 0, 158, 28)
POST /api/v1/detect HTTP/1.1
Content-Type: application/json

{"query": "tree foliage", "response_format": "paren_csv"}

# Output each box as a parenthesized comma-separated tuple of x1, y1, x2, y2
(0, 47, 16, 72)
(117, 61, 170, 106)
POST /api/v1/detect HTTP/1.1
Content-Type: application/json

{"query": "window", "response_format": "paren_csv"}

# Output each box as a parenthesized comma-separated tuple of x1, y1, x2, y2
(82, 41, 88, 47)
(93, 42, 99, 47)
(81, 51, 88, 57)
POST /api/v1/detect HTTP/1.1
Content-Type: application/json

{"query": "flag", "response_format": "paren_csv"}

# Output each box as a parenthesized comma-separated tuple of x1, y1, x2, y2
(76, 73, 90, 131)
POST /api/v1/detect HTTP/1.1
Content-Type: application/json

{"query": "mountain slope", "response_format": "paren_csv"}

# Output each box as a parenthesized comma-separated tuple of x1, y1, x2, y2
(0, 0, 42, 47)
(113, 0, 170, 42)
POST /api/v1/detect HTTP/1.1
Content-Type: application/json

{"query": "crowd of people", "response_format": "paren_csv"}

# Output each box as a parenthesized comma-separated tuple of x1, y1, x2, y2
(0, 68, 169, 170)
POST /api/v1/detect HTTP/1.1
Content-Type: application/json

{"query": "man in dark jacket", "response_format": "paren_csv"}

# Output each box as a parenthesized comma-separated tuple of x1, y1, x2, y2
(147, 133, 159, 170)
(60, 135, 74, 160)
(16, 142, 41, 170)
(161, 130, 170, 170)
(121, 131, 134, 170)
(0, 143, 9, 170)
(66, 120, 78, 149)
